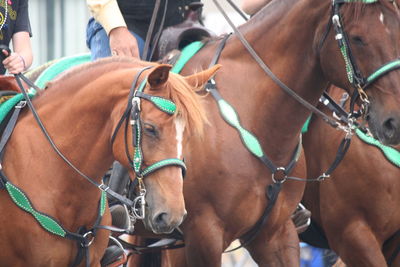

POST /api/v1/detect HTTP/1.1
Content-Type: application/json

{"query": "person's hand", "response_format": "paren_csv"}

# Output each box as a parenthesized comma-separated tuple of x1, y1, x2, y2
(2, 50, 26, 74)
(109, 27, 140, 58)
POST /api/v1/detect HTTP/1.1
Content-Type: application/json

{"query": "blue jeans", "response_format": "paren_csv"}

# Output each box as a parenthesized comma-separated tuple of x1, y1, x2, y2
(86, 17, 145, 61)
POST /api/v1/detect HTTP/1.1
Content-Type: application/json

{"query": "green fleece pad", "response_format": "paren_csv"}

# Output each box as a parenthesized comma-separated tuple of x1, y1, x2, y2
(356, 129, 400, 168)
(0, 93, 35, 123)
(171, 41, 205, 74)
(35, 53, 91, 89)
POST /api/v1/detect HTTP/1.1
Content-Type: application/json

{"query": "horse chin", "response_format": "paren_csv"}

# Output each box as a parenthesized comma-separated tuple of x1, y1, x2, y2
(143, 215, 176, 235)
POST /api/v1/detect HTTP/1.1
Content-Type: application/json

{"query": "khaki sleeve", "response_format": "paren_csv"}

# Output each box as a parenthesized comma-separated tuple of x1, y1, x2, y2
(87, 0, 127, 35)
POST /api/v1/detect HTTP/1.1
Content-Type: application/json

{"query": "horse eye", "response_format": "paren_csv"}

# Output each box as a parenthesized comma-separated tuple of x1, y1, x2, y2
(351, 35, 366, 46)
(143, 123, 158, 137)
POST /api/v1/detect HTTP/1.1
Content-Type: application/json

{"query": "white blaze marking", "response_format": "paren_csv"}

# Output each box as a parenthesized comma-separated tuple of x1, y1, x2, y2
(175, 118, 185, 158)
(379, 12, 391, 34)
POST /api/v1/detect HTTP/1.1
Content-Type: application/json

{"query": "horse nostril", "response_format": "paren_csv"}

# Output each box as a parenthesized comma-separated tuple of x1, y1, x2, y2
(383, 117, 397, 139)
(154, 212, 169, 228)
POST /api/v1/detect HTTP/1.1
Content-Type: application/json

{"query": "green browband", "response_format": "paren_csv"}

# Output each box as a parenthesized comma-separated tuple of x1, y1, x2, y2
(136, 79, 177, 115)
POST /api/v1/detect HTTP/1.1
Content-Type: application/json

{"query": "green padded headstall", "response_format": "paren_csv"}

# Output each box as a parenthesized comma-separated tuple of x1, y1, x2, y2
(131, 79, 186, 178)
(333, 0, 400, 91)
(135, 79, 177, 115)
(4, 180, 106, 238)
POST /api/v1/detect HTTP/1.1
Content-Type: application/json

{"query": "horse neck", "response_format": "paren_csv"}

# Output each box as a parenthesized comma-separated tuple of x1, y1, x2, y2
(5, 73, 128, 194)
(217, 0, 330, 158)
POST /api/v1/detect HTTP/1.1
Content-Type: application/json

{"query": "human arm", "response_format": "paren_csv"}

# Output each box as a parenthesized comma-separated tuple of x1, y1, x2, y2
(87, 0, 139, 58)
(2, 0, 32, 74)
(241, 0, 271, 16)
(2, 31, 33, 74)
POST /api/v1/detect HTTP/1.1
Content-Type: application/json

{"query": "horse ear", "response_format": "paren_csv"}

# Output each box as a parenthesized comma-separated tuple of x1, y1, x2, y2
(184, 64, 221, 88)
(147, 64, 172, 90)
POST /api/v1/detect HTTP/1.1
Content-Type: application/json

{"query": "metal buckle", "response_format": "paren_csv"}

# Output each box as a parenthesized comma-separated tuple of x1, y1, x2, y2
(130, 177, 147, 220)
(132, 96, 141, 111)
(332, 14, 341, 27)
(205, 79, 216, 92)
(132, 194, 146, 220)
(82, 231, 95, 247)
(337, 122, 354, 139)
(317, 173, 330, 181)
(271, 167, 287, 184)
(15, 101, 26, 109)
(98, 183, 109, 192)
(357, 85, 369, 104)
(335, 33, 343, 41)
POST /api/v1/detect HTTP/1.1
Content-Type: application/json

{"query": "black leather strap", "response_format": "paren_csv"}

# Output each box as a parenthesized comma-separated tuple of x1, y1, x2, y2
(0, 102, 23, 157)
(225, 183, 282, 252)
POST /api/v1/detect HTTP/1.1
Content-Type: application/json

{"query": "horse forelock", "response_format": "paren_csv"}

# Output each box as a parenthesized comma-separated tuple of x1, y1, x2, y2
(162, 73, 207, 137)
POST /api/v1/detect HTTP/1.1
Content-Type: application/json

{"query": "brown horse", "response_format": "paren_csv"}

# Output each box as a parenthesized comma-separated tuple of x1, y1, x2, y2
(0, 57, 218, 266)
(300, 86, 400, 267)
(122, 0, 400, 266)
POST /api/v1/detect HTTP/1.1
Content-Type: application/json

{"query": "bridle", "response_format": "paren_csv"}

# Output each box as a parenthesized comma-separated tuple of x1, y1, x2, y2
(110, 66, 186, 220)
(326, 0, 400, 119)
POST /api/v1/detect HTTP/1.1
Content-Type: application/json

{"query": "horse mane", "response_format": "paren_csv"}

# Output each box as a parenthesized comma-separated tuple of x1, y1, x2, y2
(162, 72, 207, 137)
(53, 57, 155, 84)
(41, 57, 155, 97)
(43, 56, 206, 137)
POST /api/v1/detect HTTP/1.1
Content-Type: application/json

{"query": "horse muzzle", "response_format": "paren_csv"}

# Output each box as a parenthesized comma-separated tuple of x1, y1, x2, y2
(367, 109, 400, 146)
(144, 209, 187, 234)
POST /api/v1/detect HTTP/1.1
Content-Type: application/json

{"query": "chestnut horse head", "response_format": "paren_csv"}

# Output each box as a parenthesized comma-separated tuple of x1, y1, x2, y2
(318, 0, 400, 145)
(0, 57, 218, 265)
(110, 62, 219, 234)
